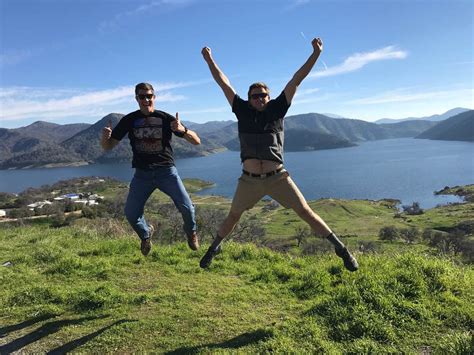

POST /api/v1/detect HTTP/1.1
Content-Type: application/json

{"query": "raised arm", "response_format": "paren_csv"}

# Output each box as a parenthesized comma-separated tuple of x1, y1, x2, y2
(201, 46, 236, 107)
(284, 37, 323, 104)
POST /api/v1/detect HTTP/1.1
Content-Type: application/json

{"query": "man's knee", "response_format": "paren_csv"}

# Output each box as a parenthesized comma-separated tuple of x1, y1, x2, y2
(177, 201, 194, 215)
(124, 200, 144, 222)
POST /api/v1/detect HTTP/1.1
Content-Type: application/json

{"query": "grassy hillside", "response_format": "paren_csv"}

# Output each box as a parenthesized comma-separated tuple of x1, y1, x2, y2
(1, 181, 473, 352)
(1, 223, 473, 353)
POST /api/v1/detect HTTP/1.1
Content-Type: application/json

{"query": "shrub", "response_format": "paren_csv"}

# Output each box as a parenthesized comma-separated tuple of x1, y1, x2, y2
(402, 202, 424, 215)
(294, 225, 311, 247)
(400, 227, 419, 243)
(379, 226, 399, 242)
(301, 238, 333, 255)
(357, 241, 380, 253)
(82, 205, 98, 219)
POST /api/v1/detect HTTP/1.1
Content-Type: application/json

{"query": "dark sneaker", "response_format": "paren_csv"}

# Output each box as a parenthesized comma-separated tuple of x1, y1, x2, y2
(335, 246, 359, 272)
(141, 238, 152, 256)
(141, 225, 154, 256)
(200, 244, 222, 269)
(187, 231, 200, 251)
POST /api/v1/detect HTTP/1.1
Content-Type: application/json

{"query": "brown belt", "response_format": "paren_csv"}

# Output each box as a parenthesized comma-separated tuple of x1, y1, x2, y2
(242, 167, 284, 178)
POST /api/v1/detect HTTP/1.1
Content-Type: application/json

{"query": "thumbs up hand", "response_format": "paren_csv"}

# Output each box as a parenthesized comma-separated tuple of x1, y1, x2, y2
(171, 112, 186, 133)
(102, 119, 113, 140)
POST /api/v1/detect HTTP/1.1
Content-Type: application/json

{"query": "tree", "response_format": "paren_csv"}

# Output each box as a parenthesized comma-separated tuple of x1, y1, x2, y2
(379, 226, 399, 242)
(102, 190, 128, 218)
(156, 203, 183, 244)
(400, 227, 419, 244)
(294, 225, 311, 247)
(82, 205, 98, 219)
(39, 203, 62, 216)
(8, 207, 34, 218)
(402, 202, 424, 215)
(230, 217, 266, 244)
(195, 206, 226, 243)
(51, 211, 67, 228)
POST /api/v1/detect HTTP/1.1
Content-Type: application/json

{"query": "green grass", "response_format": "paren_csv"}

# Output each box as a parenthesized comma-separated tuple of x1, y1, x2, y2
(182, 178, 215, 193)
(1, 223, 473, 353)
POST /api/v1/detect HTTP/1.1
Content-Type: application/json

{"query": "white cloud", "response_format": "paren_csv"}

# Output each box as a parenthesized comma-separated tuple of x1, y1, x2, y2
(292, 92, 334, 105)
(99, 0, 194, 33)
(347, 87, 474, 105)
(284, 0, 311, 11)
(0, 49, 34, 67)
(0, 81, 199, 122)
(294, 88, 320, 97)
(311, 46, 408, 78)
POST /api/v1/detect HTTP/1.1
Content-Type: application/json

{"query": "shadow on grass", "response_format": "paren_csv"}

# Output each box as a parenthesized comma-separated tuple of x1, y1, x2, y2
(0, 312, 58, 337)
(0, 315, 107, 353)
(47, 319, 137, 354)
(165, 329, 272, 354)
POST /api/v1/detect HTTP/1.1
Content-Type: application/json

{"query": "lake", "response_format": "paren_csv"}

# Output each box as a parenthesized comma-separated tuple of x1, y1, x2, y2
(1, 138, 473, 209)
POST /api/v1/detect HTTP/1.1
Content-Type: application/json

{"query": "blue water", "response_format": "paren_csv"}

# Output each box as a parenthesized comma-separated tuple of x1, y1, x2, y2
(1, 138, 473, 209)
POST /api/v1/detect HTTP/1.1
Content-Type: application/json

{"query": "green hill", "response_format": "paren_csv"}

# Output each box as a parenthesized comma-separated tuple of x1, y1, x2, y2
(0, 225, 472, 353)
(1, 109, 464, 169)
(417, 110, 474, 142)
(1, 178, 473, 352)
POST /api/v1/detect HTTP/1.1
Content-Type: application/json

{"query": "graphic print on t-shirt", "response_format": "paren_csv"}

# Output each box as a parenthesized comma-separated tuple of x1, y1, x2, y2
(133, 116, 163, 154)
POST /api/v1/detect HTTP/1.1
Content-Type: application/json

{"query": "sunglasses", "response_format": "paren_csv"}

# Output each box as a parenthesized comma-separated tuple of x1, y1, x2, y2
(250, 93, 268, 100)
(137, 94, 154, 100)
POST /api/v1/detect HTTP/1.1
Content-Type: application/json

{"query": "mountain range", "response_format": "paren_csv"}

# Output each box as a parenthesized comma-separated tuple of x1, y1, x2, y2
(1, 109, 472, 169)
(416, 110, 474, 141)
(375, 107, 470, 124)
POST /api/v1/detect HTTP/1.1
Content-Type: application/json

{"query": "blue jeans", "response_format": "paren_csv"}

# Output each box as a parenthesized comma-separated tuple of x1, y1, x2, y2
(124, 166, 196, 241)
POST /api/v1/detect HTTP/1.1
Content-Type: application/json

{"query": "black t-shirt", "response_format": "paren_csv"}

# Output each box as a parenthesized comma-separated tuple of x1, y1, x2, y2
(111, 110, 185, 169)
(232, 91, 290, 163)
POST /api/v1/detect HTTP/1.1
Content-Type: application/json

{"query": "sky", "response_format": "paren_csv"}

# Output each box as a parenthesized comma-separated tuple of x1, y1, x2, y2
(0, 0, 473, 128)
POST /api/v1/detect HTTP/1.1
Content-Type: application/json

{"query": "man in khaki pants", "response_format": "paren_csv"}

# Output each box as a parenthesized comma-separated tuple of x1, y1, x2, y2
(200, 38, 358, 271)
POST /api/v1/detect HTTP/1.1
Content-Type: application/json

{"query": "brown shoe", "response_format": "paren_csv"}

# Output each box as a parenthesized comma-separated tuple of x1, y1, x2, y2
(187, 231, 200, 251)
(141, 225, 154, 256)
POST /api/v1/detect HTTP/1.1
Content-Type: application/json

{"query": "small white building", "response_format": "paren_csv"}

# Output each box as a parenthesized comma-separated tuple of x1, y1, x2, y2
(0, 210, 6, 218)
(73, 200, 89, 205)
(27, 201, 52, 209)
(63, 193, 80, 200)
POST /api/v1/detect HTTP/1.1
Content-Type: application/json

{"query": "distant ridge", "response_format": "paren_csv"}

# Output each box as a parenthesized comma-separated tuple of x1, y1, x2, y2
(320, 113, 349, 119)
(416, 110, 474, 142)
(375, 107, 470, 124)
(0, 121, 91, 164)
(12, 121, 91, 142)
(0, 108, 469, 169)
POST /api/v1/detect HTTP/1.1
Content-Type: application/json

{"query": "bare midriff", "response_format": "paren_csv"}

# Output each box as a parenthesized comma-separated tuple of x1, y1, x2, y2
(243, 159, 283, 174)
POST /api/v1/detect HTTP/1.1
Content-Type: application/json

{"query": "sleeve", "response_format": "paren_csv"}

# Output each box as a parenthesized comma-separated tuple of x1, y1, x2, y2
(268, 91, 291, 119)
(231, 94, 249, 120)
(111, 116, 130, 141)
(173, 129, 186, 138)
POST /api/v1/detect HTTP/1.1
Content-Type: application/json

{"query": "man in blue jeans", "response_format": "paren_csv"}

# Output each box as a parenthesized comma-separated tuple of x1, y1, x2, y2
(101, 82, 201, 256)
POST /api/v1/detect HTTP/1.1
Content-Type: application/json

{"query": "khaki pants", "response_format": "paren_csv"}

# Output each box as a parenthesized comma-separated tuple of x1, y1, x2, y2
(230, 170, 308, 214)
